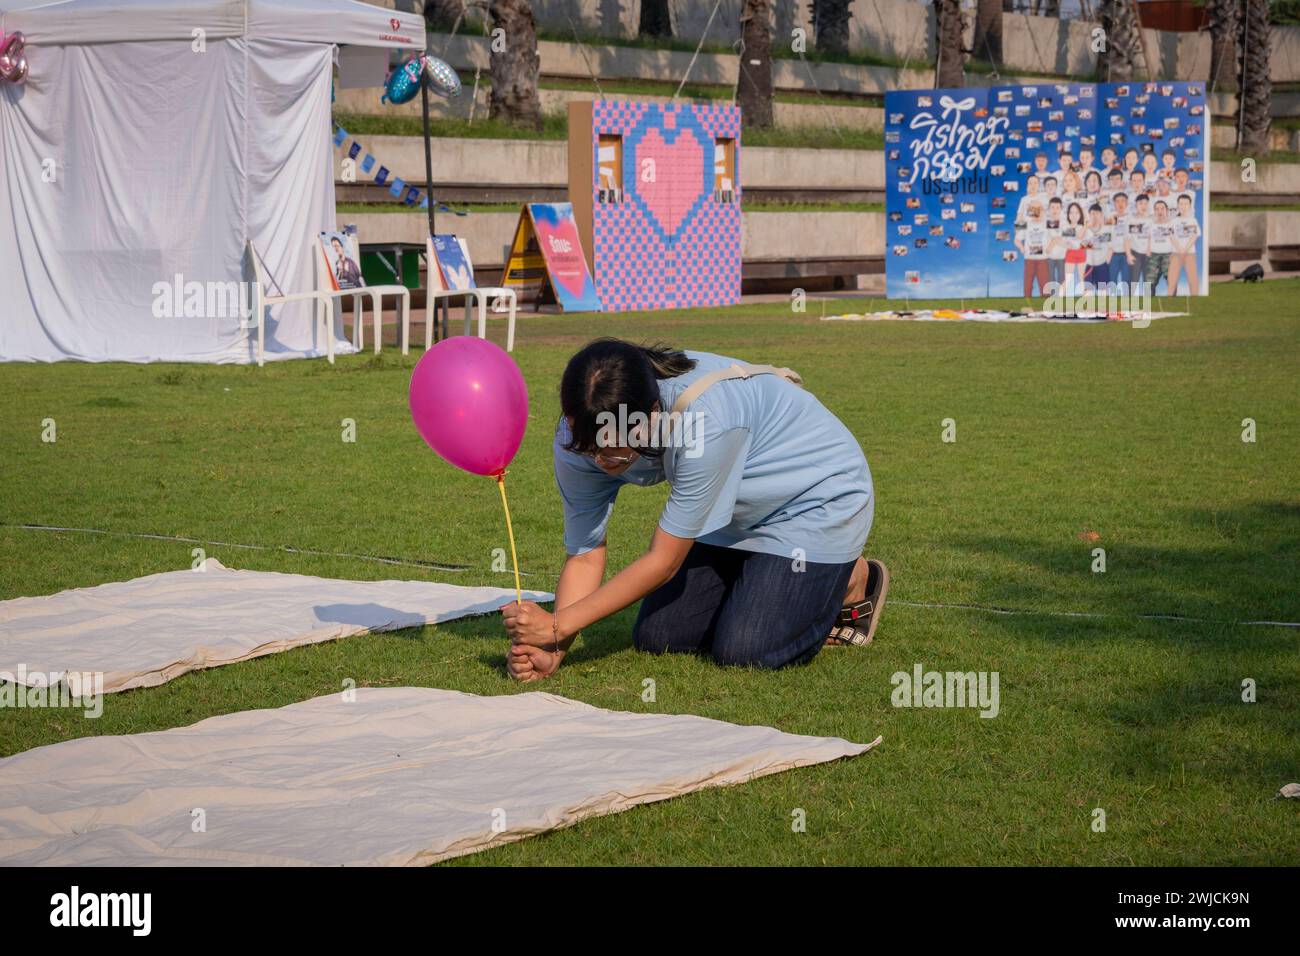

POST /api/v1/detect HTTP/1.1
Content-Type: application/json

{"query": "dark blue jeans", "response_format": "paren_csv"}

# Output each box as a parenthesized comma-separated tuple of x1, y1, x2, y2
(1108, 252, 1129, 291)
(633, 543, 855, 669)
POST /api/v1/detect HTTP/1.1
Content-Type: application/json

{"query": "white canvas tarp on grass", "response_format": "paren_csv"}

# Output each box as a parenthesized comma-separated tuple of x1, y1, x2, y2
(0, 559, 552, 693)
(0, 687, 880, 866)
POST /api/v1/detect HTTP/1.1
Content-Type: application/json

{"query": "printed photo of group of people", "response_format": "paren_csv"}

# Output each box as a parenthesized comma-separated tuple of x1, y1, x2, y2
(884, 81, 1208, 300)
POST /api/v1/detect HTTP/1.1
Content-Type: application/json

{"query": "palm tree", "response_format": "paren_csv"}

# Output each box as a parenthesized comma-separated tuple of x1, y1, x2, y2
(1236, 0, 1272, 151)
(812, 0, 853, 55)
(423, 0, 465, 31)
(486, 0, 542, 131)
(738, 0, 774, 129)
(973, 0, 1004, 65)
(1095, 0, 1140, 81)
(935, 0, 965, 87)
(1206, 0, 1239, 93)
(639, 0, 673, 38)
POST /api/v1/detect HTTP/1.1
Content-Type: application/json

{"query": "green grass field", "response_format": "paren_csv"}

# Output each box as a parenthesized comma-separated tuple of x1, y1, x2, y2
(1, 281, 1297, 864)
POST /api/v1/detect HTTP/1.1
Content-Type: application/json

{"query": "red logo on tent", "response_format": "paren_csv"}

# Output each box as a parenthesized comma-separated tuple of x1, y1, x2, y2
(390, 18, 401, 29)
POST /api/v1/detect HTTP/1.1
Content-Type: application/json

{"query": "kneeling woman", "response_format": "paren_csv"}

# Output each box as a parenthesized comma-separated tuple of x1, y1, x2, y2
(502, 339, 887, 681)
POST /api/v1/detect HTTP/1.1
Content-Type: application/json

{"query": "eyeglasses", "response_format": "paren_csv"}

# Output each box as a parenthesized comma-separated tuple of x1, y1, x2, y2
(592, 450, 638, 467)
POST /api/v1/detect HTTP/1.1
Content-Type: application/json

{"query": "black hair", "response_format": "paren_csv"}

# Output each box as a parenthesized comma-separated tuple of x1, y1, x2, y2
(559, 339, 696, 458)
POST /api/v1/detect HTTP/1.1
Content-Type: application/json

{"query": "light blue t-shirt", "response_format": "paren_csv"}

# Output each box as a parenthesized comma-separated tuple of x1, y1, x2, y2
(553, 351, 873, 565)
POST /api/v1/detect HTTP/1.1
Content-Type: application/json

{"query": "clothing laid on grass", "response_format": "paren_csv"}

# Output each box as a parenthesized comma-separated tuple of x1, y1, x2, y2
(0, 687, 880, 866)
(554, 350, 873, 565)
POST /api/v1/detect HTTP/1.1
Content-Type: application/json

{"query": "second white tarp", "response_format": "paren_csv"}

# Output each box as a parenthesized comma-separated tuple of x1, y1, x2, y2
(0, 687, 880, 866)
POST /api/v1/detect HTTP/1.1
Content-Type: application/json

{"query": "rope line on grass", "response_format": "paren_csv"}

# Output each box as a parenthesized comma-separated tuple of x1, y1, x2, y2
(3, 524, 475, 574)
(889, 599, 1300, 629)
(5, 523, 1298, 629)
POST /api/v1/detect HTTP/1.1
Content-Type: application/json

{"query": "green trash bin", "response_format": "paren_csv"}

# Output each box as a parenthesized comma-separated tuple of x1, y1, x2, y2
(359, 247, 421, 290)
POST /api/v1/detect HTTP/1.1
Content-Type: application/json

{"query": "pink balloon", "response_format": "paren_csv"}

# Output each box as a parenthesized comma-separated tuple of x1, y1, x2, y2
(409, 337, 528, 477)
(0, 32, 29, 85)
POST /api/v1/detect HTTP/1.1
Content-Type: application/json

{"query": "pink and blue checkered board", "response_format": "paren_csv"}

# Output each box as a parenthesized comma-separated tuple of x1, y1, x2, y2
(588, 101, 742, 311)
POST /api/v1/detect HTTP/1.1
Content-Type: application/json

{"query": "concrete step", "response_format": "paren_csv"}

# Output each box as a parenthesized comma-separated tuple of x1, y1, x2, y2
(333, 133, 884, 191)
(1211, 122, 1300, 153)
(333, 134, 1300, 200)
(446, 4, 1300, 85)
(337, 82, 884, 133)
(431, 32, 937, 99)
(414, 32, 1300, 117)
(338, 81, 1296, 152)
(338, 182, 887, 205)
(338, 206, 1300, 277)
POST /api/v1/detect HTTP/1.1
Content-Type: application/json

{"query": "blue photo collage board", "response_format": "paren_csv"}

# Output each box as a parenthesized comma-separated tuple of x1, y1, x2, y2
(885, 81, 1209, 300)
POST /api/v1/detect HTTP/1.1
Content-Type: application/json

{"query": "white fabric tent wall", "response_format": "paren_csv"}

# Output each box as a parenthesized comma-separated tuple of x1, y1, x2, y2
(0, 0, 424, 363)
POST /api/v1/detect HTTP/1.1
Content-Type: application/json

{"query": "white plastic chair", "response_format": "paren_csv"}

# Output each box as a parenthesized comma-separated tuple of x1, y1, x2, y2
(423, 236, 481, 350)
(247, 240, 336, 367)
(427, 235, 518, 352)
(311, 228, 412, 355)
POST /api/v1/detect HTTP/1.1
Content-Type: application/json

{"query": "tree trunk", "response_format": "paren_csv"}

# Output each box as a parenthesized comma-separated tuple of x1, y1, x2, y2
(738, 0, 774, 129)
(1096, 0, 1139, 82)
(1237, 0, 1272, 152)
(973, 0, 1003, 64)
(423, 0, 465, 32)
(812, 0, 853, 55)
(1207, 0, 1239, 94)
(935, 0, 965, 88)
(639, 0, 673, 38)
(487, 0, 542, 131)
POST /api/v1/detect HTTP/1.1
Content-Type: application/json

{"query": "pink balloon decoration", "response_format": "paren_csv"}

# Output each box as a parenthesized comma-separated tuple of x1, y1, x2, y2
(0, 32, 28, 85)
(409, 337, 528, 478)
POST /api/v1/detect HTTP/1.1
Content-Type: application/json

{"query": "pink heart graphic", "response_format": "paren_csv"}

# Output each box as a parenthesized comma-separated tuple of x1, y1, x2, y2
(635, 125, 706, 239)
(534, 213, 590, 301)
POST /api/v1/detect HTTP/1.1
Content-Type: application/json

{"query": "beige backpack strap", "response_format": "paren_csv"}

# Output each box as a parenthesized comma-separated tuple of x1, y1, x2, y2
(669, 363, 803, 418)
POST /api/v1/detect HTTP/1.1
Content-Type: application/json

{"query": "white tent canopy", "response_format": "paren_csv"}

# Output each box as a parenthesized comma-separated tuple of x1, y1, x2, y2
(0, 0, 424, 363)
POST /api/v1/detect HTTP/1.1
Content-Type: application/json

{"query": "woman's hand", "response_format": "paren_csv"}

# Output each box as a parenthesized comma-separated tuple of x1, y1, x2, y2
(506, 642, 563, 682)
(500, 600, 557, 648)
(502, 602, 565, 681)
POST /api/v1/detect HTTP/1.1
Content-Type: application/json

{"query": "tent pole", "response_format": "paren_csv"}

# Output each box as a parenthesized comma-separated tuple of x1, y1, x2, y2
(421, 74, 439, 343)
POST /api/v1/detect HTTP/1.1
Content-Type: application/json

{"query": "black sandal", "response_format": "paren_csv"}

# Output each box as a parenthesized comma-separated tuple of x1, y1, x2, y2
(827, 559, 889, 646)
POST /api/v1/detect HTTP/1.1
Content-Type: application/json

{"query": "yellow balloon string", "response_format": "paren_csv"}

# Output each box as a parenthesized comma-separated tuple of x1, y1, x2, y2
(496, 473, 523, 605)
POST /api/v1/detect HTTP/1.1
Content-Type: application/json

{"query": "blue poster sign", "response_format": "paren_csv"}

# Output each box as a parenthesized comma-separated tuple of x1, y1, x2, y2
(885, 81, 1209, 300)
